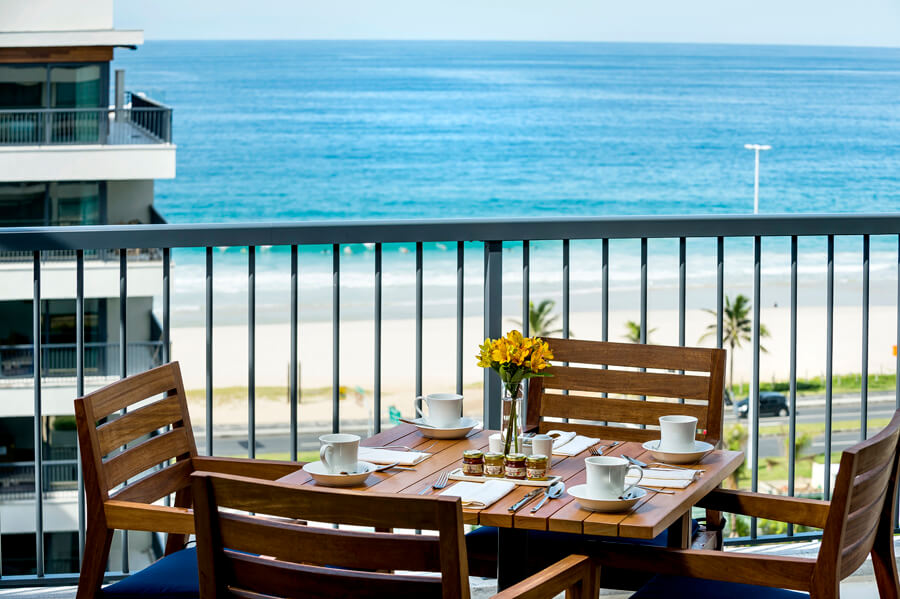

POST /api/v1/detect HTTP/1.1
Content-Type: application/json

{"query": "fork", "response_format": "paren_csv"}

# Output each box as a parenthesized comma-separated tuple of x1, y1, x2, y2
(588, 444, 604, 456)
(418, 471, 449, 495)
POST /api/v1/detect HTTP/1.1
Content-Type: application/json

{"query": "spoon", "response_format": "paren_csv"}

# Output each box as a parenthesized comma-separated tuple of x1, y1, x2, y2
(399, 417, 436, 428)
(530, 482, 566, 513)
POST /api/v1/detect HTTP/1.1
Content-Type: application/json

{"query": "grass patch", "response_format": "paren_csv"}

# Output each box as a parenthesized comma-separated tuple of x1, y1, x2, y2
(185, 386, 334, 406)
(759, 417, 891, 438)
(732, 372, 896, 398)
(218, 450, 319, 462)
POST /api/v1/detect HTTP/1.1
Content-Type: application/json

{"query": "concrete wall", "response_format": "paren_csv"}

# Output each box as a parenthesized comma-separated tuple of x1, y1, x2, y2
(105, 297, 153, 343)
(0, 0, 113, 32)
(107, 179, 154, 224)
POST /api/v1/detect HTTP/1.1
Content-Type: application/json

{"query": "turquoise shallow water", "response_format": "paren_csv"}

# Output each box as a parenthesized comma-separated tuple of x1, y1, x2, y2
(111, 41, 900, 323)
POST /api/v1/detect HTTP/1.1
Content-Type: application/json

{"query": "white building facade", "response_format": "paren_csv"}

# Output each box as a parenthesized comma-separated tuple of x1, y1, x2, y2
(0, 0, 174, 577)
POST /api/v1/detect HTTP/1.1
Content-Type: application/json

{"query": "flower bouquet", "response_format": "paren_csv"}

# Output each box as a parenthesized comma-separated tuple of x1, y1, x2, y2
(476, 330, 554, 455)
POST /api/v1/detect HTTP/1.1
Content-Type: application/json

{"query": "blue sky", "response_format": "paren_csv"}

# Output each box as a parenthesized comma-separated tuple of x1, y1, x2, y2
(115, 0, 900, 47)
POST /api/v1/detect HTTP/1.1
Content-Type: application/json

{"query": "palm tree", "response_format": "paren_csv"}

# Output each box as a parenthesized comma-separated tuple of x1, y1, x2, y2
(623, 320, 657, 343)
(699, 293, 770, 395)
(510, 299, 569, 337)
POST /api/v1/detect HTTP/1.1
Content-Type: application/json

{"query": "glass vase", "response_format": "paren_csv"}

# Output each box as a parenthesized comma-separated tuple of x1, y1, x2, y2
(501, 383, 524, 456)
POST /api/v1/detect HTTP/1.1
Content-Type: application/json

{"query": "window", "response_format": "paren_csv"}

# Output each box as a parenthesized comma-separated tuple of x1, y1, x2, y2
(0, 66, 46, 109)
(0, 182, 105, 226)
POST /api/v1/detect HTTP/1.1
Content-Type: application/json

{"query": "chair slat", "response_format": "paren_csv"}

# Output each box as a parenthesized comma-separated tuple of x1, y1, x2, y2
(538, 421, 658, 443)
(89, 364, 180, 420)
(218, 512, 442, 572)
(540, 394, 708, 428)
(544, 338, 717, 372)
(848, 459, 894, 513)
(111, 458, 193, 504)
(103, 427, 192, 489)
(96, 394, 185, 456)
(854, 430, 899, 473)
(543, 366, 710, 400)
(226, 551, 443, 599)
(840, 525, 880, 578)
(204, 474, 455, 531)
(843, 486, 888, 548)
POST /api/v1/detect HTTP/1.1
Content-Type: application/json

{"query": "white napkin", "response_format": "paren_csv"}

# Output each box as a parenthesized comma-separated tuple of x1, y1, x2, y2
(552, 435, 600, 456)
(440, 481, 516, 509)
(625, 468, 698, 489)
(358, 448, 430, 466)
(547, 430, 577, 450)
(637, 468, 702, 480)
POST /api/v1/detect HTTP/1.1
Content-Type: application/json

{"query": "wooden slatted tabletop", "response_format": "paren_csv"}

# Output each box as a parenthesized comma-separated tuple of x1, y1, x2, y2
(276, 423, 743, 541)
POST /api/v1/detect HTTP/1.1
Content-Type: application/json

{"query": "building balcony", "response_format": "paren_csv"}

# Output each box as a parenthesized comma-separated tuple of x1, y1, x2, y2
(0, 215, 895, 587)
(0, 94, 175, 182)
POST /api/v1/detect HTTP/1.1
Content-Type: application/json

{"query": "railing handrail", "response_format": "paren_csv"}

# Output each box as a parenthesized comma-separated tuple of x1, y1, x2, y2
(0, 213, 898, 251)
(0, 341, 163, 351)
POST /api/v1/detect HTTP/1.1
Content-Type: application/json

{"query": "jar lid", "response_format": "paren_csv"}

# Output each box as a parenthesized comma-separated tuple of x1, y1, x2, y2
(526, 454, 548, 465)
(484, 452, 505, 460)
(462, 449, 484, 459)
(505, 453, 527, 461)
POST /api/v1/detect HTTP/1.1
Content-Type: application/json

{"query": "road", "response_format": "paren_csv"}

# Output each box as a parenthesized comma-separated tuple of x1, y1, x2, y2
(197, 395, 899, 460)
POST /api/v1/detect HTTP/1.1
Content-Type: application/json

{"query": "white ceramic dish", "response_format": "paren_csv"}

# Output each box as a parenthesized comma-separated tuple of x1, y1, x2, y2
(303, 460, 377, 487)
(568, 484, 647, 513)
(642, 440, 714, 465)
(412, 416, 480, 439)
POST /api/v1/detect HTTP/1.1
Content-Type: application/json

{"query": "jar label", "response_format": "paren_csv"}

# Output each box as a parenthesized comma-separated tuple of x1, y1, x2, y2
(463, 463, 484, 476)
(484, 464, 504, 477)
(505, 465, 526, 479)
(526, 467, 547, 480)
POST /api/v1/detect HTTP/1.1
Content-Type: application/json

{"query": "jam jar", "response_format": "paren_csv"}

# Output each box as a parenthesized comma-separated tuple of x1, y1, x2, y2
(526, 454, 549, 481)
(504, 453, 527, 480)
(484, 452, 505, 477)
(462, 449, 485, 476)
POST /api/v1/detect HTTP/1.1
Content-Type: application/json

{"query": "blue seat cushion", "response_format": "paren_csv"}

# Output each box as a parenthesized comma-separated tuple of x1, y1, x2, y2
(631, 575, 808, 598)
(101, 547, 199, 599)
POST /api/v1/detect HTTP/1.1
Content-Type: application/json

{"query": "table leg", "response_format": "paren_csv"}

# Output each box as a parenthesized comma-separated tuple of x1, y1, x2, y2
(497, 527, 530, 591)
(666, 512, 692, 548)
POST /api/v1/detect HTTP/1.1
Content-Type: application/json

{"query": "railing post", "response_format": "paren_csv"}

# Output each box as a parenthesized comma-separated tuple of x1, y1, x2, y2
(483, 241, 502, 429)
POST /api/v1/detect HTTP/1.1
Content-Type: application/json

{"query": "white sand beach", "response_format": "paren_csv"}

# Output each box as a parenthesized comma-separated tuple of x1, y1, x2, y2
(172, 304, 898, 428)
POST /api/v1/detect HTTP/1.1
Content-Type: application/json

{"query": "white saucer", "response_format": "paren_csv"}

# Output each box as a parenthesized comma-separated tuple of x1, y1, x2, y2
(642, 440, 714, 465)
(568, 484, 647, 513)
(302, 460, 377, 487)
(412, 416, 480, 439)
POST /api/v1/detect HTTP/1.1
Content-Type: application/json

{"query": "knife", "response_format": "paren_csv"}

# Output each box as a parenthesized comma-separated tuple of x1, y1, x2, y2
(508, 488, 544, 512)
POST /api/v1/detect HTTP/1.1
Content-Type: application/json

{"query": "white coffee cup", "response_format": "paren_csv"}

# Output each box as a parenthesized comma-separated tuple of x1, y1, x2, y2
(585, 456, 643, 500)
(319, 433, 360, 474)
(532, 434, 553, 457)
(658, 415, 699, 452)
(415, 393, 463, 428)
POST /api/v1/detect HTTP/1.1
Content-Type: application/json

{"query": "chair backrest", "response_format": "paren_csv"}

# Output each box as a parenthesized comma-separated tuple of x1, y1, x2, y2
(814, 409, 900, 593)
(74, 362, 198, 506)
(190, 472, 471, 599)
(526, 338, 727, 445)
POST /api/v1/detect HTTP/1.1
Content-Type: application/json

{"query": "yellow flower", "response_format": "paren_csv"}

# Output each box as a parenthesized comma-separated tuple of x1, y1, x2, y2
(476, 339, 493, 368)
(491, 338, 511, 364)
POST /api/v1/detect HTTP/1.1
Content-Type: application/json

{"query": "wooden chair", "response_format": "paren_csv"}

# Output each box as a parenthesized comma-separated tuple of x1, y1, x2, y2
(190, 471, 598, 599)
(467, 339, 728, 580)
(590, 409, 900, 598)
(525, 338, 726, 448)
(74, 362, 304, 599)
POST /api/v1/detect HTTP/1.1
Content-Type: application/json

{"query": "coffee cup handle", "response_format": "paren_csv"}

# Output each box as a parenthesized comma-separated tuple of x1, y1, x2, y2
(320, 444, 334, 470)
(414, 396, 425, 419)
(623, 465, 644, 497)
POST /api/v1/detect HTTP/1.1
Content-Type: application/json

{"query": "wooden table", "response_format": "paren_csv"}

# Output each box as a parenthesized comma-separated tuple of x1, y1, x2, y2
(277, 424, 743, 588)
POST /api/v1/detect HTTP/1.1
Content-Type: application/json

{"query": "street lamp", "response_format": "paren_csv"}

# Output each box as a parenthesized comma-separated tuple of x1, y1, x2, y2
(744, 143, 771, 214)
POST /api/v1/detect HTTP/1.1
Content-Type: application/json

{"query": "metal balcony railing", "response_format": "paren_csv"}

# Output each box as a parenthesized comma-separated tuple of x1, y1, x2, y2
(0, 214, 898, 584)
(0, 341, 165, 381)
(0, 96, 172, 146)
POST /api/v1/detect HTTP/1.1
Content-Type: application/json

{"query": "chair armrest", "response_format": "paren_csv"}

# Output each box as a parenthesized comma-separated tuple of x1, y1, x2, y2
(491, 554, 596, 599)
(104, 500, 194, 535)
(192, 456, 304, 480)
(696, 488, 829, 529)
(591, 543, 815, 592)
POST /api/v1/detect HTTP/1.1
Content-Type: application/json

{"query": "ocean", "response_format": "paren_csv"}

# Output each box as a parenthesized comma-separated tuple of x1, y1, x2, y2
(111, 41, 900, 326)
